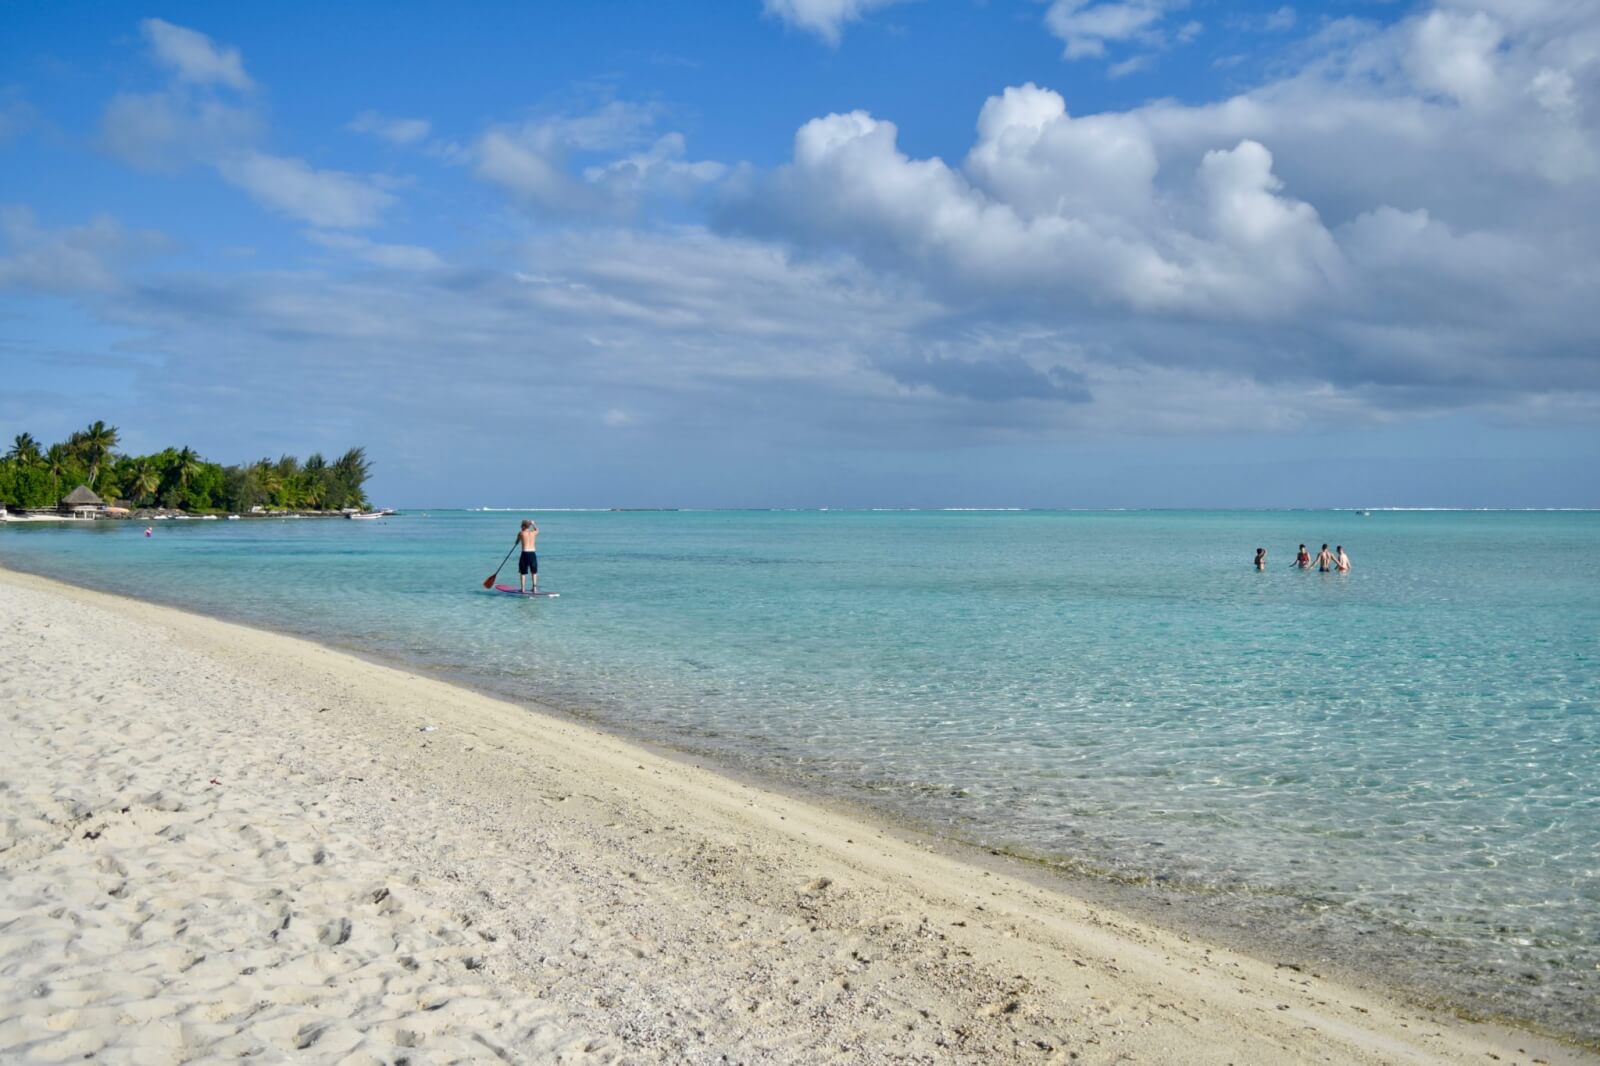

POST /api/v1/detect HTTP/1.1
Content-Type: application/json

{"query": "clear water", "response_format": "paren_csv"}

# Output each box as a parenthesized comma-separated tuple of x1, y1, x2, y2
(4, 510, 1596, 1040)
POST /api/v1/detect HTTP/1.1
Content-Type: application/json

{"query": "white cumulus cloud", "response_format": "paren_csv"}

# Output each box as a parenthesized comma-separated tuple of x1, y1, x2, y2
(1406, 9, 1506, 107)
(738, 92, 1341, 316)
(720, 0, 1600, 413)
(966, 82, 1158, 222)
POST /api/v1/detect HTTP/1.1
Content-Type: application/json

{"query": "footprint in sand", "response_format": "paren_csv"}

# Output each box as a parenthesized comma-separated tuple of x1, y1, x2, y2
(319, 917, 353, 946)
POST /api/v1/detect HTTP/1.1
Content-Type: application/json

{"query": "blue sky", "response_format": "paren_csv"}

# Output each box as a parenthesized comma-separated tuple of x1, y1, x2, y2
(2, 0, 1596, 507)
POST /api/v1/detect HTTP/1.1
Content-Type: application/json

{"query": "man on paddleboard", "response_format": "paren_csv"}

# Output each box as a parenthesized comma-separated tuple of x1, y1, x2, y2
(517, 520, 539, 593)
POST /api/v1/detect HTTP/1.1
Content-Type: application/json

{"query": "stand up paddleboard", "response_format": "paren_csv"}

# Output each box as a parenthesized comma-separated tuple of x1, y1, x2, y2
(493, 584, 560, 598)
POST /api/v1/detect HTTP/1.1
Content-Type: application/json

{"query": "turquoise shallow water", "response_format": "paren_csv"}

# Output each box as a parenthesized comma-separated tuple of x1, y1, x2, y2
(4, 510, 1597, 1039)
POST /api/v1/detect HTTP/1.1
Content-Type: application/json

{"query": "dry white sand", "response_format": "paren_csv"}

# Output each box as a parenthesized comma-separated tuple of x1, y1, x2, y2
(1, 565, 1592, 1065)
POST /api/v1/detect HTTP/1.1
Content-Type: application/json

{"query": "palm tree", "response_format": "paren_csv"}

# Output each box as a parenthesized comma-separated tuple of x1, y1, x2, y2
(333, 447, 370, 477)
(265, 455, 300, 509)
(174, 447, 202, 490)
(128, 461, 160, 507)
(43, 444, 68, 501)
(78, 421, 119, 489)
(252, 458, 284, 506)
(6, 433, 40, 466)
(331, 447, 372, 509)
(302, 453, 328, 510)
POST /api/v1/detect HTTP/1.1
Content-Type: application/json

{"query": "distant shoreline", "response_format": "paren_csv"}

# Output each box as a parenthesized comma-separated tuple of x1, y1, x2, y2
(2, 509, 395, 523)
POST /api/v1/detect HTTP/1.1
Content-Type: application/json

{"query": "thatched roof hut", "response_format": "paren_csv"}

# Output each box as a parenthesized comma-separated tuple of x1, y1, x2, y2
(59, 485, 106, 514)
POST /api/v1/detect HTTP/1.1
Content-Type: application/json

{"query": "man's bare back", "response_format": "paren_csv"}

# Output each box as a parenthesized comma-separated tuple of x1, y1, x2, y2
(517, 520, 539, 591)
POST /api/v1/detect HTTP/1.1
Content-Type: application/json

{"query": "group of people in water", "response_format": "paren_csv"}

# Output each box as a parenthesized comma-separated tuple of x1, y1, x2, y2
(1254, 544, 1350, 572)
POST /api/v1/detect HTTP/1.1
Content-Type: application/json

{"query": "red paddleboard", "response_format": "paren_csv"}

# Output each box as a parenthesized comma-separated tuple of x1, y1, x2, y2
(493, 584, 560, 597)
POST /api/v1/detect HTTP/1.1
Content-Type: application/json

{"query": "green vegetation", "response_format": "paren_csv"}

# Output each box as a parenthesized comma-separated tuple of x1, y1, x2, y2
(0, 423, 373, 512)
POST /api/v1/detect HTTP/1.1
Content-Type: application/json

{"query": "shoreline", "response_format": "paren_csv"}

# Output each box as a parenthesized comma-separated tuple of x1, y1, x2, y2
(2, 553, 1586, 1049)
(3, 564, 1595, 1063)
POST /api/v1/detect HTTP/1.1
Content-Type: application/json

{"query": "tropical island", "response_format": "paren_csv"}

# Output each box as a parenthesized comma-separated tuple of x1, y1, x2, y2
(0, 422, 374, 516)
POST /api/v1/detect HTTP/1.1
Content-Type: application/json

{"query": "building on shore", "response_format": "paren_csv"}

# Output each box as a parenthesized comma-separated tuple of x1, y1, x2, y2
(58, 485, 106, 517)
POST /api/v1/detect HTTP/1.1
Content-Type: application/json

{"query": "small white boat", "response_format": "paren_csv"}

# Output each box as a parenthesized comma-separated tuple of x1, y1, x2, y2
(348, 511, 386, 520)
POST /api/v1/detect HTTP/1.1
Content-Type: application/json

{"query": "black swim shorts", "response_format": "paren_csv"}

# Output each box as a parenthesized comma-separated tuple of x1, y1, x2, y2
(518, 550, 538, 575)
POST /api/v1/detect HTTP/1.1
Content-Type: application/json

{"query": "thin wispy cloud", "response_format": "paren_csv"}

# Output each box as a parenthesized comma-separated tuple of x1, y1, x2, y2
(0, 94, 36, 144)
(99, 87, 261, 171)
(475, 102, 722, 215)
(98, 22, 398, 230)
(0, 206, 165, 293)
(1044, 0, 1188, 59)
(305, 230, 443, 270)
(348, 111, 432, 145)
(762, 0, 909, 45)
(217, 152, 396, 229)
(141, 17, 254, 90)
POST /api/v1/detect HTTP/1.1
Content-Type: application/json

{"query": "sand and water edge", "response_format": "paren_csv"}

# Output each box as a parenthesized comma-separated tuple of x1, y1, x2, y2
(2, 564, 1593, 1065)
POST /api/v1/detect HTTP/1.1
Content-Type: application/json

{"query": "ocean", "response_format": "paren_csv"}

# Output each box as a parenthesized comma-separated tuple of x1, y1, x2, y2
(4, 509, 1596, 1040)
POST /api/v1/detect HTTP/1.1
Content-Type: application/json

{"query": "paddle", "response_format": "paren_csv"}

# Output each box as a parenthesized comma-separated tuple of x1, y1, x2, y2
(482, 539, 519, 589)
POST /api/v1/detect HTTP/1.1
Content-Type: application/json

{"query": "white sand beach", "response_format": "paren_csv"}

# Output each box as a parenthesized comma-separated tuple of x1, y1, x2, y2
(1, 565, 1592, 1066)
